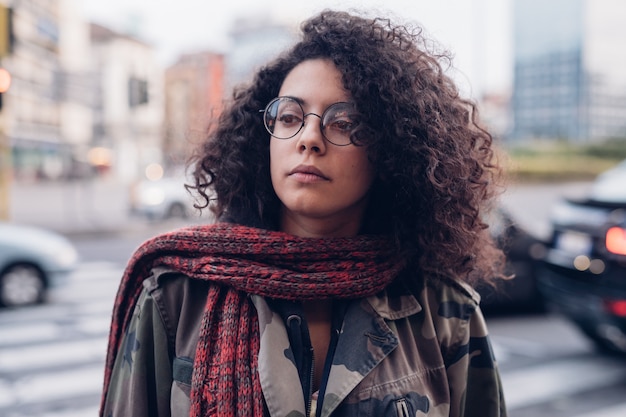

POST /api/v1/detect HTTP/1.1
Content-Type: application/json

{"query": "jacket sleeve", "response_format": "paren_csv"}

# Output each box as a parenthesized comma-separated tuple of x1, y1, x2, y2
(102, 283, 174, 417)
(447, 303, 507, 417)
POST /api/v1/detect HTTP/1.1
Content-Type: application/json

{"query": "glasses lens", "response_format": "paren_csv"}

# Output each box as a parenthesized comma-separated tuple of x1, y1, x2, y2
(321, 103, 362, 146)
(264, 97, 303, 139)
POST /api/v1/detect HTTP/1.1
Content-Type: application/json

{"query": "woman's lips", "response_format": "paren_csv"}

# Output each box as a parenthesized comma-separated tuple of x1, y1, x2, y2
(288, 165, 329, 182)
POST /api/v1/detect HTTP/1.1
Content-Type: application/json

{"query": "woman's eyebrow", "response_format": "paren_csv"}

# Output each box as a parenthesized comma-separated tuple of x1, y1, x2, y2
(280, 95, 352, 107)
(282, 95, 305, 105)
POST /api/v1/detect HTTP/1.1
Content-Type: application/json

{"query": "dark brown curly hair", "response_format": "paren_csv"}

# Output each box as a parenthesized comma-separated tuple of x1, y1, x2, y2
(189, 9, 506, 286)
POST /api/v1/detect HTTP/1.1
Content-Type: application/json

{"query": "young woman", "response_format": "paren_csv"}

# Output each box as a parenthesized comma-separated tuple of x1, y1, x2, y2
(101, 9, 508, 417)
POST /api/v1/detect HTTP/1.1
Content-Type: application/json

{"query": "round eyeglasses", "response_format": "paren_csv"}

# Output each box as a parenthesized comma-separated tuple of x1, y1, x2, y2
(261, 96, 365, 146)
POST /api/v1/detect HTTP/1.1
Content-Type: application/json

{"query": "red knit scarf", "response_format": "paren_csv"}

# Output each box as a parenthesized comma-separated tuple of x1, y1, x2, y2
(100, 223, 406, 417)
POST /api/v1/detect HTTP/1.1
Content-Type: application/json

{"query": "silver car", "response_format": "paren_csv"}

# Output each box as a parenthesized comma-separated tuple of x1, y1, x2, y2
(0, 222, 79, 307)
(130, 176, 194, 220)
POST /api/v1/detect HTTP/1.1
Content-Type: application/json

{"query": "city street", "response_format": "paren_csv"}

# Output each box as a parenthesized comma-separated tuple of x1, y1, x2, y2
(2, 179, 626, 416)
(3, 0, 626, 414)
(1, 237, 626, 417)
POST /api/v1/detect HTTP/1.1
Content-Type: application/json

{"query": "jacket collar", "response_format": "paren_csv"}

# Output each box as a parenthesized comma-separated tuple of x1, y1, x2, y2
(366, 280, 422, 320)
(251, 282, 423, 417)
(319, 282, 421, 416)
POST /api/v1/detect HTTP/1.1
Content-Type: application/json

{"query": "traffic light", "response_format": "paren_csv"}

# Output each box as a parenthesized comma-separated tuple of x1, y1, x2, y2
(0, 67, 10, 111)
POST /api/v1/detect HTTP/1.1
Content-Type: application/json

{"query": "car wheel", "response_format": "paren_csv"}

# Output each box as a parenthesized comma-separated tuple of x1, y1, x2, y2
(0, 264, 46, 307)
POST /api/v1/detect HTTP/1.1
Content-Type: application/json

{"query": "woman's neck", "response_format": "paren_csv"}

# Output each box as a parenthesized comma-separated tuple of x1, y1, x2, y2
(280, 214, 362, 238)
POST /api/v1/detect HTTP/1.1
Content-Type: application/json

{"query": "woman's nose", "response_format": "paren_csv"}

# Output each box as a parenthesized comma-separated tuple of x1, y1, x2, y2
(296, 113, 327, 153)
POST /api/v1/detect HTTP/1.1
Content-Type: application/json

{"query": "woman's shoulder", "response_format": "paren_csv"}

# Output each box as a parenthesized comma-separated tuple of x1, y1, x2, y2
(426, 275, 481, 307)
(397, 267, 481, 309)
(141, 267, 211, 345)
(143, 266, 211, 304)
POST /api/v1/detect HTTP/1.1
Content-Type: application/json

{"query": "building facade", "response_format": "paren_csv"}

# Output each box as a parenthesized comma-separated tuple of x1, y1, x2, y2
(163, 51, 224, 168)
(1, 0, 93, 180)
(0, 0, 163, 183)
(512, 0, 626, 142)
(90, 23, 164, 183)
(225, 16, 296, 92)
(160, 16, 295, 172)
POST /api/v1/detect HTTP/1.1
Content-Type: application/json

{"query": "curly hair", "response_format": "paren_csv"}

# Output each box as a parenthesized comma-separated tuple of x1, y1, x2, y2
(189, 9, 506, 285)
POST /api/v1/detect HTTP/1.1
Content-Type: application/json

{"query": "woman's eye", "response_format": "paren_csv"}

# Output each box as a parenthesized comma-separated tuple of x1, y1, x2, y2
(328, 119, 355, 133)
(278, 113, 302, 125)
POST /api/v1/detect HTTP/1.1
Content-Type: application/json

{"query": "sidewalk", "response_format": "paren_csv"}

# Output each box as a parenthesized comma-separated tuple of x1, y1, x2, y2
(7, 178, 146, 236)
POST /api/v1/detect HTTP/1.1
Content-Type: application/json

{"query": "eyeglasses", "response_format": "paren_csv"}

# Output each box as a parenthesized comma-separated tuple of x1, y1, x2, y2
(260, 96, 365, 146)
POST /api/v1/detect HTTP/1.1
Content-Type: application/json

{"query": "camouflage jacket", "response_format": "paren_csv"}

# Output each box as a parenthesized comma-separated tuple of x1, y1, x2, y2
(103, 267, 507, 417)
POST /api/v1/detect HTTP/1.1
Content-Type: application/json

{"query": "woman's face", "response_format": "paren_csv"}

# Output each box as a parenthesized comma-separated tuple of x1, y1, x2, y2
(270, 58, 376, 238)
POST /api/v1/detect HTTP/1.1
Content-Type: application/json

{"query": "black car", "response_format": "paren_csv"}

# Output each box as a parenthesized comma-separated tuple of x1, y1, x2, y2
(538, 161, 626, 354)
(477, 207, 547, 312)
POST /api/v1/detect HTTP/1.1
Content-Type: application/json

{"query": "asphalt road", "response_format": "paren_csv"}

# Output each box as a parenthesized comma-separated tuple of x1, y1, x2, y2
(2, 247, 625, 417)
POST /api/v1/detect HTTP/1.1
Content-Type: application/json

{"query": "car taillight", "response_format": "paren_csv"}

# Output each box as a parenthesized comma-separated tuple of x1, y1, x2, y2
(606, 227, 626, 255)
(604, 299, 626, 317)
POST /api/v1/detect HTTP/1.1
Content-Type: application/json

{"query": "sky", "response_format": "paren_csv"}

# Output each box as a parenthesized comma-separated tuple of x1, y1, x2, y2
(81, 0, 513, 98)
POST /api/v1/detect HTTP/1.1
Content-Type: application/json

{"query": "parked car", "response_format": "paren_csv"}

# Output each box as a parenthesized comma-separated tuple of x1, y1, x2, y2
(0, 222, 79, 307)
(538, 160, 626, 354)
(477, 207, 547, 312)
(130, 175, 195, 220)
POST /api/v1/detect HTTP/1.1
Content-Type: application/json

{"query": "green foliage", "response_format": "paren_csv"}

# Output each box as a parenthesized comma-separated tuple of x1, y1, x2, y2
(584, 138, 626, 160)
(504, 138, 625, 182)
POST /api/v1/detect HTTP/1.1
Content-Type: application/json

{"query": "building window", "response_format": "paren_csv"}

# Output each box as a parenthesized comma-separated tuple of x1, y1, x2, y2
(128, 77, 148, 107)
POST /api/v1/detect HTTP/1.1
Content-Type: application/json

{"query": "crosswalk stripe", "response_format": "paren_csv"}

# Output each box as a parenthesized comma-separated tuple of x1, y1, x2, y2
(0, 314, 110, 347)
(74, 261, 123, 272)
(501, 356, 626, 409)
(491, 335, 548, 361)
(0, 301, 113, 326)
(38, 406, 100, 417)
(49, 280, 119, 302)
(578, 402, 626, 417)
(0, 364, 104, 409)
(0, 337, 107, 373)
(0, 323, 60, 346)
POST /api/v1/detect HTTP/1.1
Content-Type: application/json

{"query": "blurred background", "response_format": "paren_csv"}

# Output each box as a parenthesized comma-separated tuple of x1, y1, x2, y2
(1, 0, 626, 416)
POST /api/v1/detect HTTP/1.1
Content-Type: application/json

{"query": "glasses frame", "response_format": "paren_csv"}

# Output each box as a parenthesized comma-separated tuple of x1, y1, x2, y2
(259, 96, 361, 147)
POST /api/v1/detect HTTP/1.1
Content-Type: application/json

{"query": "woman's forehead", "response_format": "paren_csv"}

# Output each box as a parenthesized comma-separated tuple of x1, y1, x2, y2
(278, 59, 351, 104)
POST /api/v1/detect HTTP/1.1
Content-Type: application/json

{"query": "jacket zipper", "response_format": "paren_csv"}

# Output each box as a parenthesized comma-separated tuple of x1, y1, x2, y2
(288, 311, 314, 417)
(312, 302, 346, 417)
(395, 398, 410, 417)
(305, 352, 314, 417)
(283, 302, 346, 417)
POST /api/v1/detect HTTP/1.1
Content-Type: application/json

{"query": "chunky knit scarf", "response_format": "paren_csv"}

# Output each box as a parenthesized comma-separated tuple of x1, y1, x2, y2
(100, 222, 406, 417)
